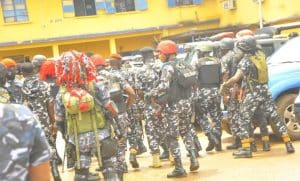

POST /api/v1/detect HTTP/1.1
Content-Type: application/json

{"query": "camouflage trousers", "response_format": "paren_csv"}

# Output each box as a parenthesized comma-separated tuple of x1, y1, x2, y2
(144, 104, 166, 154)
(163, 99, 195, 159)
(177, 99, 197, 152)
(115, 112, 129, 173)
(239, 90, 287, 139)
(69, 129, 118, 175)
(127, 104, 144, 151)
(196, 88, 222, 138)
(227, 97, 241, 137)
(228, 97, 269, 138)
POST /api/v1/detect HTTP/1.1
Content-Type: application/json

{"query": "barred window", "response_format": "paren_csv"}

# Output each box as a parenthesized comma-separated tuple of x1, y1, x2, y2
(175, 0, 194, 6)
(168, 0, 202, 7)
(73, 0, 96, 16)
(1, 0, 29, 23)
(114, 0, 135, 13)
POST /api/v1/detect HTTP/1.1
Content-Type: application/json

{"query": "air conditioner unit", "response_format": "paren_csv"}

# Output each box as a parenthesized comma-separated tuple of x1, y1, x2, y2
(224, 0, 236, 10)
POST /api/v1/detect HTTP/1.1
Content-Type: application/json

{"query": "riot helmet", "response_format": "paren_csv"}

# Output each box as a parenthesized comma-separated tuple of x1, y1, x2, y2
(156, 40, 177, 55)
(236, 29, 254, 39)
(1, 58, 17, 81)
(140, 46, 154, 63)
(32, 54, 47, 70)
(236, 35, 257, 53)
(220, 38, 235, 50)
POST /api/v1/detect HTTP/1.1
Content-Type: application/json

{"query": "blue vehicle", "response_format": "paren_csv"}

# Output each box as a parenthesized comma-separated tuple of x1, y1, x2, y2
(266, 36, 300, 140)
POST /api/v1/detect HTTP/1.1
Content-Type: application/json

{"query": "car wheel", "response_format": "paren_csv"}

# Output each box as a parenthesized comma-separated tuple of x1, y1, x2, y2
(272, 93, 300, 140)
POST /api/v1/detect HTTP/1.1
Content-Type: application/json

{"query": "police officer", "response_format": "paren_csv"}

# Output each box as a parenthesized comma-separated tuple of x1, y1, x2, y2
(220, 38, 242, 149)
(1, 58, 24, 104)
(0, 63, 10, 103)
(21, 62, 61, 180)
(135, 46, 167, 168)
(151, 40, 199, 178)
(192, 41, 223, 152)
(107, 54, 136, 173)
(55, 51, 120, 180)
(221, 35, 295, 158)
(0, 103, 51, 180)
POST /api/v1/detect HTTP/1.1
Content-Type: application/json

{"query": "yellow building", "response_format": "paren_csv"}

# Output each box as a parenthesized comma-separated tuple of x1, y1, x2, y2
(0, 0, 300, 62)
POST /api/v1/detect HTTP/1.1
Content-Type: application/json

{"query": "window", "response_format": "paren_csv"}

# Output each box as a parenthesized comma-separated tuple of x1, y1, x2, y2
(62, 0, 147, 16)
(73, 0, 96, 16)
(114, 0, 135, 12)
(175, 0, 194, 6)
(1, 0, 28, 23)
(168, 0, 203, 7)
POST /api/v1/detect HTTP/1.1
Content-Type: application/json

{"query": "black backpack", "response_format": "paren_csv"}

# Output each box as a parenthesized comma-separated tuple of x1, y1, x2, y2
(157, 60, 197, 105)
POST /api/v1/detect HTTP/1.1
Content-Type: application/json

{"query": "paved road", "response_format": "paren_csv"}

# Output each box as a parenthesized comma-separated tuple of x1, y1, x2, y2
(59, 131, 300, 181)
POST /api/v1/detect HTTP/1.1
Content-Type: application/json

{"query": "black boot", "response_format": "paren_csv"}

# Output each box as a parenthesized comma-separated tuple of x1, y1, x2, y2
(167, 158, 187, 178)
(189, 151, 199, 171)
(74, 169, 100, 181)
(194, 136, 202, 152)
(285, 141, 295, 153)
(262, 141, 271, 151)
(233, 147, 252, 158)
(226, 137, 241, 150)
(160, 143, 170, 160)
(215, 136, 222, 151)
(205, 133, 218, 152)
(250, 141, 257, 152)
(137, 140, 147, 155)
(129, 152, 139, 168)
(103, 171, 119, 181)
(50, 160, 61, 181)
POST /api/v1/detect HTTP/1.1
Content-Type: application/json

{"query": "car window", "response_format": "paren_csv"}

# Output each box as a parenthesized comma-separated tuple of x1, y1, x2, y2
(268, 37, 300, 64)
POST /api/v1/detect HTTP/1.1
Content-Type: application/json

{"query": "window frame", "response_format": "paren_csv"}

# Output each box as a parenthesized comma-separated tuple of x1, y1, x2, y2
(1, 0, 29, 23)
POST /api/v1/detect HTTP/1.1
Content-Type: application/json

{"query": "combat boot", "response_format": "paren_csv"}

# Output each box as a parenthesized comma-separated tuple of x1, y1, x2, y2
(137, 140, 147, 155)
(150, 153, 162, 168)
(215, 136, 222, 151)
(226, 137, 241, 150)
(103, 171, 119, 181)
(250, 141, 257, 152)
(167, 158, 187, 178)
(189, 150, 199, 171)
(129, 148, 139, 168)
(233, 138, 252, 158)
(282, 133, 295, 153)
(262, 136, 271, 151)
(160, 143, 170, 160)
(74, 169, 100, 181)
(205, 132, 218, 151)
(50, 160, 61, 181)
(194, 135, 202, 152)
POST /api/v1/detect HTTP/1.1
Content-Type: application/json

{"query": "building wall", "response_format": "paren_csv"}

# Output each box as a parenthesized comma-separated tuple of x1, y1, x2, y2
(0, 0, 300, 60)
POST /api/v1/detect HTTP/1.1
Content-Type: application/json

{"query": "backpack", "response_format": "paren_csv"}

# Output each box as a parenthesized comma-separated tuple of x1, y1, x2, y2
(197, 57, 221, 88)
(172, 61, 198, 88)
(248, 51, 268, 84)
(62, 87, 95, 114)
(157, 60, 197, 105)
